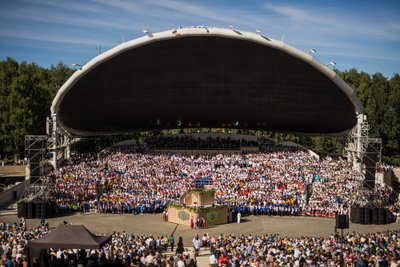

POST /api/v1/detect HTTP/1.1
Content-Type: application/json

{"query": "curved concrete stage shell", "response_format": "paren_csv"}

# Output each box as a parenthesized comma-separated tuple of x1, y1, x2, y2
(51, 27, 364, 136)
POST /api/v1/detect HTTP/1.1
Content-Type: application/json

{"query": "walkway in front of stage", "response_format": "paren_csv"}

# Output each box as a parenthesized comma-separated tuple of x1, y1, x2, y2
(2, 213, 400, 244)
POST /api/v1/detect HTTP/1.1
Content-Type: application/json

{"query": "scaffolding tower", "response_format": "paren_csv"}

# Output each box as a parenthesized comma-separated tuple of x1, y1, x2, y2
(345, 114, 382, 189)
(24, 135, 47, 183)
(22, 116, 73, 201)
(47, 115, 73, 169)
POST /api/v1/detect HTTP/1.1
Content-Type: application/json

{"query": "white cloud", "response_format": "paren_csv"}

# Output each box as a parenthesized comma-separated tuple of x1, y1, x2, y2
(24, 0, 113, 15)
(0, 8, 132, 31)
(0, 29, 114, 47)
(263, 3, 400, 42)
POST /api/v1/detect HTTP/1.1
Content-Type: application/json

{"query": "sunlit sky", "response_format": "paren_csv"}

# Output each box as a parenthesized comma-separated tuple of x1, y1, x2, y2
(1, 0, 399, 77)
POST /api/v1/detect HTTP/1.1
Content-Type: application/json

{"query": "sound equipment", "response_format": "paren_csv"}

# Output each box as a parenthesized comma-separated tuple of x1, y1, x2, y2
(350, 207, 359, 223)
(364, 208, 372, 224)
(359, 208, 366, 224)
(35, 202, 43, 218)
(363, 146, 378, 189)
(373, 208, 379, 224)
(17, 202, 26, 218)
(17, 201, 55, 219)
(351, 206, 391, 225)
(378, 208, 387, 224)
(336, 214, 349, 229)
(27, 202, 36, 219)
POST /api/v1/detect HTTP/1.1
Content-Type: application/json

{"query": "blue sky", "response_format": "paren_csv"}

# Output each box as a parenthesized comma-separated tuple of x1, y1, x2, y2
(0, 0, 399, 77)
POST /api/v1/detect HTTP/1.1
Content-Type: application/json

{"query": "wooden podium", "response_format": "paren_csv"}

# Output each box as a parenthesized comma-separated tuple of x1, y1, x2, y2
(167, 187, 227, 228)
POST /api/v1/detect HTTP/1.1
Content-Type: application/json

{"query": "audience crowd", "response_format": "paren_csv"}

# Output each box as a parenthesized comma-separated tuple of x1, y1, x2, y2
(0, 221, 184, 267)
(207, 230, 400, 266)
(1, 221, 400, 266)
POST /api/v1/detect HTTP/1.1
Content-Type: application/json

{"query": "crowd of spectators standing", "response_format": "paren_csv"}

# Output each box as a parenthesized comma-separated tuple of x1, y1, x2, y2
(1, 220, 400, 266)
(206, 230, 400, 266)
(0, 221, 187, 267)
(45, 136, 397, 220)
(145, 135, 258, 150)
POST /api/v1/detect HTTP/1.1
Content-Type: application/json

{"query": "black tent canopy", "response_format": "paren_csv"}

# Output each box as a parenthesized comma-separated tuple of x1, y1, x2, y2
(28, 224, 111, 261)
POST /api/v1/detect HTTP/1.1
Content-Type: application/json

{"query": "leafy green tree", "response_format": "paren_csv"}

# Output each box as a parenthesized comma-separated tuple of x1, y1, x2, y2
(0, 59, 72, 158)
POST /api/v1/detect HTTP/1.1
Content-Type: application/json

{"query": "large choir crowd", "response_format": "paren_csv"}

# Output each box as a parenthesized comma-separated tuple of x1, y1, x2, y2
(1, 221, 400, 266)
(1, 136, 400, 266)
(46, 136, 397, 219)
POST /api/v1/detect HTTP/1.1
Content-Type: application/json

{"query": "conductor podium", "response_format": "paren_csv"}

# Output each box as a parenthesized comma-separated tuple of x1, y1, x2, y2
(167, 187, 227, 228)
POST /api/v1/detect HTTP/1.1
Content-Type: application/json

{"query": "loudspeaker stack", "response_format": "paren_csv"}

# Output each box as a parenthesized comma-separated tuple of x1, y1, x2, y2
(350, 207, 393, 225)
(364, 208, 372, 224)
(378, 208, 387, 224)
(17, 201, 55, 218)
(336, 214, 349, 229)
(26, 202, 35, 219)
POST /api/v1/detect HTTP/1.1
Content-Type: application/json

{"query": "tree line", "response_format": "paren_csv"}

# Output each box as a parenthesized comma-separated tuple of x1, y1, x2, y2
(0, 58, 398, 165)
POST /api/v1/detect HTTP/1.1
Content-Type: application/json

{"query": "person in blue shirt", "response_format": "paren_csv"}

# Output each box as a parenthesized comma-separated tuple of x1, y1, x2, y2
(4, 256, 13, 267)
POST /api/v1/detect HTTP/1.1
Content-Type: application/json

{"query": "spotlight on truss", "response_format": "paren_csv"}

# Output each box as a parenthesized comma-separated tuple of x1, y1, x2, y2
(327, 61, 337, 69)
(228, 24, 242, 35)
(308, 49, 317, 54)
(72, 63, 82, 70)
(142, 28, 153, 38)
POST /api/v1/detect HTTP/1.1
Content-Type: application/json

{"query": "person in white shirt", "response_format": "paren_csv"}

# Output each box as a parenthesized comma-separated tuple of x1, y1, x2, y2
(177, 256, 185, 267)
(209, 254, 217, 267)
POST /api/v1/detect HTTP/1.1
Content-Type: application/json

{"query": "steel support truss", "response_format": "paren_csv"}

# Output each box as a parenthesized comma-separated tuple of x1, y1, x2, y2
(345, 114, 382, 186)
(47, 114, 73, 169)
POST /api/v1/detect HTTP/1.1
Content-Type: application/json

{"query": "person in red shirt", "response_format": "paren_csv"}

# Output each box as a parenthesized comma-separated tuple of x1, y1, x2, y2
(190, 216, 194, 229)
(218, 253, 229, 266)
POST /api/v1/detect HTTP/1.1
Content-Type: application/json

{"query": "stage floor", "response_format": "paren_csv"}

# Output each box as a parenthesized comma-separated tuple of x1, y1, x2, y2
(1, 213, 400, 244)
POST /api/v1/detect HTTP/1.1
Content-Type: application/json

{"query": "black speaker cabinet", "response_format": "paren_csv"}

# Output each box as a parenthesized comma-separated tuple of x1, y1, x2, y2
(373, 208, 380, 224)
(26, 202, 36, 219)
(364, 208, 372, 224)
(378, 208, 387, 224)
(17, 202, 27, 218)
(35, 202, 43, 218)
(336, 214, 349, 229)
(350, 207, 359, 223)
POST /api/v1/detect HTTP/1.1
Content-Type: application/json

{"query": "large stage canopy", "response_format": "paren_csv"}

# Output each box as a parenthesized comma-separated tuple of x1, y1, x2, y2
(51, 27, 364, 136)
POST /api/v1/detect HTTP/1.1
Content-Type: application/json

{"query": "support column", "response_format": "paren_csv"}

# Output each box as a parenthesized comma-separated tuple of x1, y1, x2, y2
(52, 114, 58, 170)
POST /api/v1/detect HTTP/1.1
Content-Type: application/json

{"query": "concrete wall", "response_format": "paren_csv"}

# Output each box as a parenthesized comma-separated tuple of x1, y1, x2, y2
(0, 180, 29, 208)
(0, 165, 27, 178)
(376, 171, 393, 187)
(375, 169, 400, 192)
(394, 168, 400, 184)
